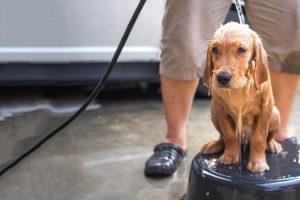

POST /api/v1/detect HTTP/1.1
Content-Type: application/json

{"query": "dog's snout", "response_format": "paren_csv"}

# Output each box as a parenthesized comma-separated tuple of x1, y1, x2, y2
(217, 71, 232, 85)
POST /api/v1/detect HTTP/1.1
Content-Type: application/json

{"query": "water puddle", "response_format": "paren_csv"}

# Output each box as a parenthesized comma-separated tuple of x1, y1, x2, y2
(0, 97, 100, 121)
(0, 93, 101, 121)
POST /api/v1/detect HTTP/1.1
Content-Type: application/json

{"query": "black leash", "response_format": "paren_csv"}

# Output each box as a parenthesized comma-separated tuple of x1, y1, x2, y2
(0, 0, 147, 177)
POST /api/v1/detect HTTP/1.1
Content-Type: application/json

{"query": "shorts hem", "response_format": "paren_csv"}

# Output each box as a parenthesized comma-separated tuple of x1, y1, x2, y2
(159, 65, 201, 81)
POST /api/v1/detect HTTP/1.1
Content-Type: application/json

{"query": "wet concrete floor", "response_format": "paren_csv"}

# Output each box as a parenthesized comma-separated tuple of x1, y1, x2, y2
(0, 86, 299, 200)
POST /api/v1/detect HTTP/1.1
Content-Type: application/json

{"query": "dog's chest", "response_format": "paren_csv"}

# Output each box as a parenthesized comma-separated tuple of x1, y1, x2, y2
(240, 114, 256, 145)
(230, 104, 261, 146)
(213, 88, 262, 145)
(231, 103, 261, 146)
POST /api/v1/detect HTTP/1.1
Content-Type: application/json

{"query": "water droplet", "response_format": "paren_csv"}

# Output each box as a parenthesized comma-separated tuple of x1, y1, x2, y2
(206, 192, 210, 196)
(229, 166, 232, 170)
(294, 158, 297, 162)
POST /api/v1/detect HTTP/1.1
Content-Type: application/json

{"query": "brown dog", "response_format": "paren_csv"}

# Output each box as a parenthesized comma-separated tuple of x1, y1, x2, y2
(201, 22, 282, 172)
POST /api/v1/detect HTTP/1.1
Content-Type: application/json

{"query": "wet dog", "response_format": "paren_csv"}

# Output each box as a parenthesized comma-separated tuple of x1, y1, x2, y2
(200, 22, 282, 172)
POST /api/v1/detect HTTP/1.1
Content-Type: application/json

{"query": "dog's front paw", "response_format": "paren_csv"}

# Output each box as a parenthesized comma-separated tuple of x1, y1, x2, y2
(219, 153, 239, 164)
(267, 139, 283, 153)
(247, 159, 269, 172)
(200, 140, 224, 154)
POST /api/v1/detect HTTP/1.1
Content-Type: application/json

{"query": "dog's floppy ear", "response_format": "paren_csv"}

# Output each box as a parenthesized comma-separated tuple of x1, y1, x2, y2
(252, 32, 269, 89)
(203, 42, 214, 88)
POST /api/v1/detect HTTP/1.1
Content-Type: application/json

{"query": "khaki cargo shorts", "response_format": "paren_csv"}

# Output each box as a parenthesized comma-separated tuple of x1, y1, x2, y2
(159, 0, 300, 80)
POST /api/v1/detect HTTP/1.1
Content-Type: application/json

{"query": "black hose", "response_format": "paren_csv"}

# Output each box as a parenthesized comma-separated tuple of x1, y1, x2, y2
(0, 0, 147, 177)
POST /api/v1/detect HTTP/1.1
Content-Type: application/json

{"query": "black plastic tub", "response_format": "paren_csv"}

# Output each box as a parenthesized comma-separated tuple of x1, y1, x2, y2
(183, 142, 300, 200)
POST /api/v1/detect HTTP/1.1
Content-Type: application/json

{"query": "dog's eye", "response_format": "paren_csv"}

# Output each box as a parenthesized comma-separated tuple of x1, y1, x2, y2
(238, 47, 246, 54)
(212, 47, 218, 54)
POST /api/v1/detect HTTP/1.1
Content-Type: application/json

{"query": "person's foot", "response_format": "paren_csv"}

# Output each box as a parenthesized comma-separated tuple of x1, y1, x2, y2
(144, 143, 187, 177)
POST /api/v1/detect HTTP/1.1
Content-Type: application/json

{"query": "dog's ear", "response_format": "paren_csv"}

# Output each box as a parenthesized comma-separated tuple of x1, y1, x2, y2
(203, 42, 214, 88)
(252, 32, 269, 89)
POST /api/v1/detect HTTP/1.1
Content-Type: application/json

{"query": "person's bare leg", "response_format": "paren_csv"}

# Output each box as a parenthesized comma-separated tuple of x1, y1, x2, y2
(161, 76, 199, 150)
(270, 69, 300, 141)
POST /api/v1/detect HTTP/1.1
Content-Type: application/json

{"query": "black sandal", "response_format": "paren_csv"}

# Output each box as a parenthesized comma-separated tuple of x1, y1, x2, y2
(144, 143, 187, 177)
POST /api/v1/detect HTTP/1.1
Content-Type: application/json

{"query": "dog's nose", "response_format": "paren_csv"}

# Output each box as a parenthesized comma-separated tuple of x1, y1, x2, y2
(217, 71, 232, 85)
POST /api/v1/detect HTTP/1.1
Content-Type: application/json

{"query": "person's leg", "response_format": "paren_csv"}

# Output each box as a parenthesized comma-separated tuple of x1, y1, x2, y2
(145, 0, 232, 177)
(270, 70, 300, 141)
(161, 76, 199, 150)
(159, 0, 232, 148)
(246, 0, 300, 142)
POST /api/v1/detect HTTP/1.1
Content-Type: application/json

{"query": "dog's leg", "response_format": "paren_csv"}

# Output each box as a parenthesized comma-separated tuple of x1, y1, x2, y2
(200, 102, 225, 154)
(218, 114, 240, 164)
(200, 138, 224, 154)
(201, 102, 240, 164)
(267, 106, 283, 153)
(247, 110, 271, 172)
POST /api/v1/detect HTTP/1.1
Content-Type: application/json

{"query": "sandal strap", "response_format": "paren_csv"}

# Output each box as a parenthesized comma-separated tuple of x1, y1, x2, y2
(154, 143, 186, 157)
